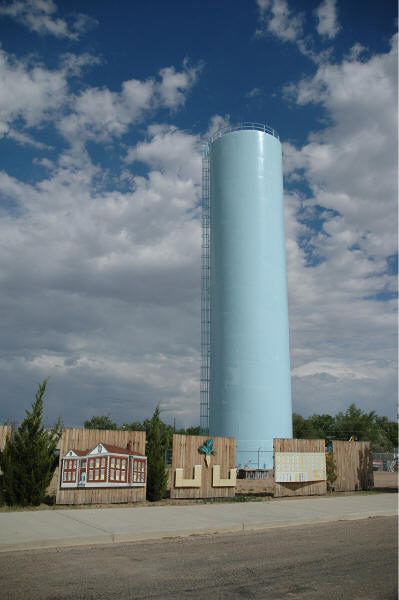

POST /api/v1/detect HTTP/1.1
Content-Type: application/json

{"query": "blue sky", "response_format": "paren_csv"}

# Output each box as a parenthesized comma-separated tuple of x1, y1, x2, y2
(0, 0, 397, 428)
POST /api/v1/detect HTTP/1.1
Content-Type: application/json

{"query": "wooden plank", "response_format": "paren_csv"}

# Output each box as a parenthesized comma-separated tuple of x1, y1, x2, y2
(332, 441, 373, 491)
(0, 425, 11, 452)
(56, 428, 146, 505)
(170, 434, 236, 499)
(273, 438, 327, 497)
(0, 426, 11, 476)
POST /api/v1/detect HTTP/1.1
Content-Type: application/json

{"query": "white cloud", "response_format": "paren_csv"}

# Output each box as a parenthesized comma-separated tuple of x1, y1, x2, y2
(315, 0, 340, 39)
(256, 0, 304, 42)
(125, 124, 202, 182)
(6, 128, 52, 149)
(284, 34, 398, 255)
(58, 62, 200, 146)
(0, 0, 96, 39)
(206, 114, 231, 138)
(0, 45, 200, 154)
(246, 87, 261, 98)
(0, 49, 68, 134)
(0, 115, 204, 425)
(282, 35, 398, 417)
(255, 0, 338, 64)
(158, 61, 201, 109)
(291, 359, 393, 381)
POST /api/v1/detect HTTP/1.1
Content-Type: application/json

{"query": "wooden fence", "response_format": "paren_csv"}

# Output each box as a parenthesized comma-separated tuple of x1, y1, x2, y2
(332, 441, 373, 491)
(56, 428, 146, 505)
(170, 434, 236, 499)
(0, 426, 11, 476)
(0, 425, 11, 451)
(274, 438, 327, 497)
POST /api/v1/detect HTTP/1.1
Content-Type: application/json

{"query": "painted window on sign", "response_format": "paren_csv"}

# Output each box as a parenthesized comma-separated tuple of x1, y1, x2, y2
(88, 457, 107, 482)
(63, 459, 77, 482)
(109, 457, 128, 482)
(132, 459, 146, 483)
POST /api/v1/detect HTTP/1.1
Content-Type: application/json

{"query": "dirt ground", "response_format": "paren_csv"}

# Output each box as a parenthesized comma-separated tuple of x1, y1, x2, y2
(373, 471, 398, 489)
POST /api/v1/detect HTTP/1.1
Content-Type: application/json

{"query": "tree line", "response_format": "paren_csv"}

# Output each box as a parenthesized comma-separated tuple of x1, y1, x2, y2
(83, 414, 200, 452)
(292, 404, 397, 451)
(85, 403, 397, 453)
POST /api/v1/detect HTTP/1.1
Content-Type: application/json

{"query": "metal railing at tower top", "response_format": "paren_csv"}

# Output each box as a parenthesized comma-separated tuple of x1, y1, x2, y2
(207, 122, 279, 144)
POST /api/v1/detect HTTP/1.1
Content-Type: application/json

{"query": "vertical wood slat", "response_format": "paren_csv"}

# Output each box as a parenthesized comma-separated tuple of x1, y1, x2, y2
(0, 425, 11, 451)
(56, 428, 146, 505)
(273, 438, 327, 497)
(170, 434, 236, 499)
(332, 441, 373, 491)
(0, 426, 11, 476)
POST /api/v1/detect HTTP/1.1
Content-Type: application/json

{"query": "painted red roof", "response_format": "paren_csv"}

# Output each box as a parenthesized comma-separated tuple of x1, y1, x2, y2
(64, 443, 145, 458)
(102, 443, 141, 455)
(74, 449, 88, 456)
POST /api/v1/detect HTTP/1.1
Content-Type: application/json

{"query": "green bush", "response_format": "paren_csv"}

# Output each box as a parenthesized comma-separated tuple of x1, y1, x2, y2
(0, 379, 61, 506)
(146, 405, 168, 501)
(326, 452, 338, 492)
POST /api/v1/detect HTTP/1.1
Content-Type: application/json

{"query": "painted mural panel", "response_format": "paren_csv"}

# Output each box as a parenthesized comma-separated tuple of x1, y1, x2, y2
(274, 452, 326, 483)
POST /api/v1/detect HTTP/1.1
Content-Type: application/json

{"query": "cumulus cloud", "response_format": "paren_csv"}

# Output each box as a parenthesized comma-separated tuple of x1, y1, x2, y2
(256, 0, 304, 42)
(0, 109, 204, 425)
(255, 0, 340, 63)
(282, 35, 398, 417)
(0, 49, 68, 135)
(0, 32, 204, 426)
(58, 62, 200, 146)
(158, 61, 201, 109)
(125, 124, 202, 182)
(0, 0, 96, 39)
(315, 0, 340, 39)
(6, 128, 52, 149)
(284, 34, 398, 255)
(0, 47, 199, 154)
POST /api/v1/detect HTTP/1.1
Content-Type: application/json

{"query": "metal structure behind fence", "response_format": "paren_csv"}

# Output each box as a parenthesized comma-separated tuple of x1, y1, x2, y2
(236, 450, 274, 470)
(372, 452, 398, 471)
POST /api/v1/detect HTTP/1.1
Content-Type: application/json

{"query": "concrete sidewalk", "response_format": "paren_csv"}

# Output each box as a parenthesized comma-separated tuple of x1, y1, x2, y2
(0, 493, 396, 553)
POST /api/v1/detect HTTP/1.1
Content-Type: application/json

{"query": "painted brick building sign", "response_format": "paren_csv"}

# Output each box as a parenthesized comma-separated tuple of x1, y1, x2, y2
(61, 442, 146, 489)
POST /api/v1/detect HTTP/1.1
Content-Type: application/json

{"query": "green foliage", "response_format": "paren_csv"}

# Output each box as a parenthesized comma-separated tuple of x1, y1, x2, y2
(308, 414, 336, 439)
(325, 452, 338, 492)
(185, 426, 201, 435)
(84, 415, 200, 446)
(84, 415, 117, 430)
(146, 405, 168, 502)
(334, 404, 376, 441)
(0, 380, 62, 506)
(292, 413, 318, 439)
(122, 421, 146, 431)
(293, 404, 396, 452)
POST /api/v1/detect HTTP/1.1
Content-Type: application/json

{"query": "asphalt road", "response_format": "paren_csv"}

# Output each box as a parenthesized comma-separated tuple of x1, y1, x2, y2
(1, 516, 397, 599)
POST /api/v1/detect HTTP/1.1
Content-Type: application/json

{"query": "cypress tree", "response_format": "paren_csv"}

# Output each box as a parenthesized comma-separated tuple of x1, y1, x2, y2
(0, 379, 61, 506)
(146, 405, 168, 501)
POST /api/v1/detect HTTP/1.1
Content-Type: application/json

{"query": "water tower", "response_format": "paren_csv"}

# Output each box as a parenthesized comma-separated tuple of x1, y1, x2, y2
(200, 123, 292, 468)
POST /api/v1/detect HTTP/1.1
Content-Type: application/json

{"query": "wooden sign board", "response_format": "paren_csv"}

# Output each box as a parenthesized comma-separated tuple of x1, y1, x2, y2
(275, 452, 326, 482)
(56, 428, 146, 505)
(170, 434, 236, 499)
(273, 438, 327, 497)
(332, 440, 373, 491)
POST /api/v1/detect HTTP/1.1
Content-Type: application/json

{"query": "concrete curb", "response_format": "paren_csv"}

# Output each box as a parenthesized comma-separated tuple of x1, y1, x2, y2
(0, 508, 396, 553)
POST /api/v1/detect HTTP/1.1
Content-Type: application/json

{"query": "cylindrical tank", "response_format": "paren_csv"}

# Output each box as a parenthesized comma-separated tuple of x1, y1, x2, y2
(208, 124, 292, 468)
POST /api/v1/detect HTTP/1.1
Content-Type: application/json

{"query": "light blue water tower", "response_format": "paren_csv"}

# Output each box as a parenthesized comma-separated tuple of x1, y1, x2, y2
(200, 123, 292, 468)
